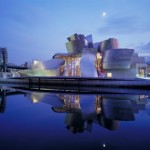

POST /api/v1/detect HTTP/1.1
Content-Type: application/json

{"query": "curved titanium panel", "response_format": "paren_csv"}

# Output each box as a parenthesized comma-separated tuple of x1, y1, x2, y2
(31, 59, 65, 70)
(80, 48, 98, 77)
(42, 59, 65, 70)
(99, 38, 119, 52)
(65, 40, 85, 53)
(103, 48, 134, 69)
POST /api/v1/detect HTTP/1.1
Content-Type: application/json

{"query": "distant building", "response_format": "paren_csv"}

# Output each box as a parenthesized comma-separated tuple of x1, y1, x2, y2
(0, 47, 8, 72)
(18, 33, 147, 78)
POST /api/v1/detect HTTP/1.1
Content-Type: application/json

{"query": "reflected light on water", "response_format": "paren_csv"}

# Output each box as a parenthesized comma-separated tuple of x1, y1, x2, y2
(1, 86, 150, 150)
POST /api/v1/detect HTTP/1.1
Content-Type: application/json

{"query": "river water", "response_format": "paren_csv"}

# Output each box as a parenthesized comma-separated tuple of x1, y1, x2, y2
(0, 87, 150, 150)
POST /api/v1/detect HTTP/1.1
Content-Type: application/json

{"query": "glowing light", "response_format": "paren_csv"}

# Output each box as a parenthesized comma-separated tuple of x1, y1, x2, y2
(32, 98, 38, 103)
(33, 60, 39, 65)
(107, 72, 112, 78)
(97, 52, 102, 59)
(102, 12, 107, 17)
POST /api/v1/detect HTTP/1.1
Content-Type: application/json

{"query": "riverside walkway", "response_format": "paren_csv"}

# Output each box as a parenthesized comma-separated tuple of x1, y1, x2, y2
(0, 76, 150, 88)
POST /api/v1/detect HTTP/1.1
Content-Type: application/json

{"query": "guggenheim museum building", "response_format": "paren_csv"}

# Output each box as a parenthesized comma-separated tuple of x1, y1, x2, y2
(19, 33, 146, 78)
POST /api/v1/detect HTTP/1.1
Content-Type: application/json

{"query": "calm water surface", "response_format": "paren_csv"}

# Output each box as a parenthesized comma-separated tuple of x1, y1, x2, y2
(0, 88, 150, 150)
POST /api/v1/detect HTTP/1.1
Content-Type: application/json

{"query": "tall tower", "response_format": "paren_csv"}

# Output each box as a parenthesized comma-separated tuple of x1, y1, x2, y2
(0, 47, 8, 72)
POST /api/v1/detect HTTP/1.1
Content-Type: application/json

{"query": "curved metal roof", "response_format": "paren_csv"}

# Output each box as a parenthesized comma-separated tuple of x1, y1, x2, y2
(103, 48, 134, 69)
(43, 59, 65, 70)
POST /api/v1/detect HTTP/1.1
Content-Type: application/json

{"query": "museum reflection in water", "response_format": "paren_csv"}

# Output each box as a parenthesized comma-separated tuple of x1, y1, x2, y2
(0, 89, 149, 133)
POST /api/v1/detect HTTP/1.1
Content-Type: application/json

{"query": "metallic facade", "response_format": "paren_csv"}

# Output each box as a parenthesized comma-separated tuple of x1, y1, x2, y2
(18, 33, 146, 78)
(102, 48, 134, 69)
(18, 59, 65, 76)
(65, 33, 86, 53)
(98, 38, 119, 52)
(80, 48, 98, 77)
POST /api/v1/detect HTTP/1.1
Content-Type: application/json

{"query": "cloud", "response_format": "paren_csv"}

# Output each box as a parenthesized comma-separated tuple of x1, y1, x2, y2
(136, 42, 150, 63)
(136, 42, 150, 52)
(137, 42, 150, 50)
(98, 15, 150, 35)
(134, 42, 150, 57)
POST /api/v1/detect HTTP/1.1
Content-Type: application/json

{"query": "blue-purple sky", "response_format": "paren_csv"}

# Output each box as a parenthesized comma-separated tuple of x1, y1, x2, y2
(0, 0, 150, 65)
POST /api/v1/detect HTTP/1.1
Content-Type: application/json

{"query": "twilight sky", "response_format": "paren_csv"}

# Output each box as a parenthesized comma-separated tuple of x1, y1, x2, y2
(0, 0, 150, 65)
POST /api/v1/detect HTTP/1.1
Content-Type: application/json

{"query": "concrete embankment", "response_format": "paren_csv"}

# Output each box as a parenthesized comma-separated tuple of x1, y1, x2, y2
(0, 77, 150, 88)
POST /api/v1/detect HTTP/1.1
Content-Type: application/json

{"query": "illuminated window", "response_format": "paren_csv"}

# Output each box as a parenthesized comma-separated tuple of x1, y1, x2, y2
(107, 72, 112, 78)
(96, 52, 102, 59)
(32, 98, 38, 103)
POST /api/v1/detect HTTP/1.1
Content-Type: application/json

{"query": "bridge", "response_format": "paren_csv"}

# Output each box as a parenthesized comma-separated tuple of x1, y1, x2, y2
(0, 65, 28, 70)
